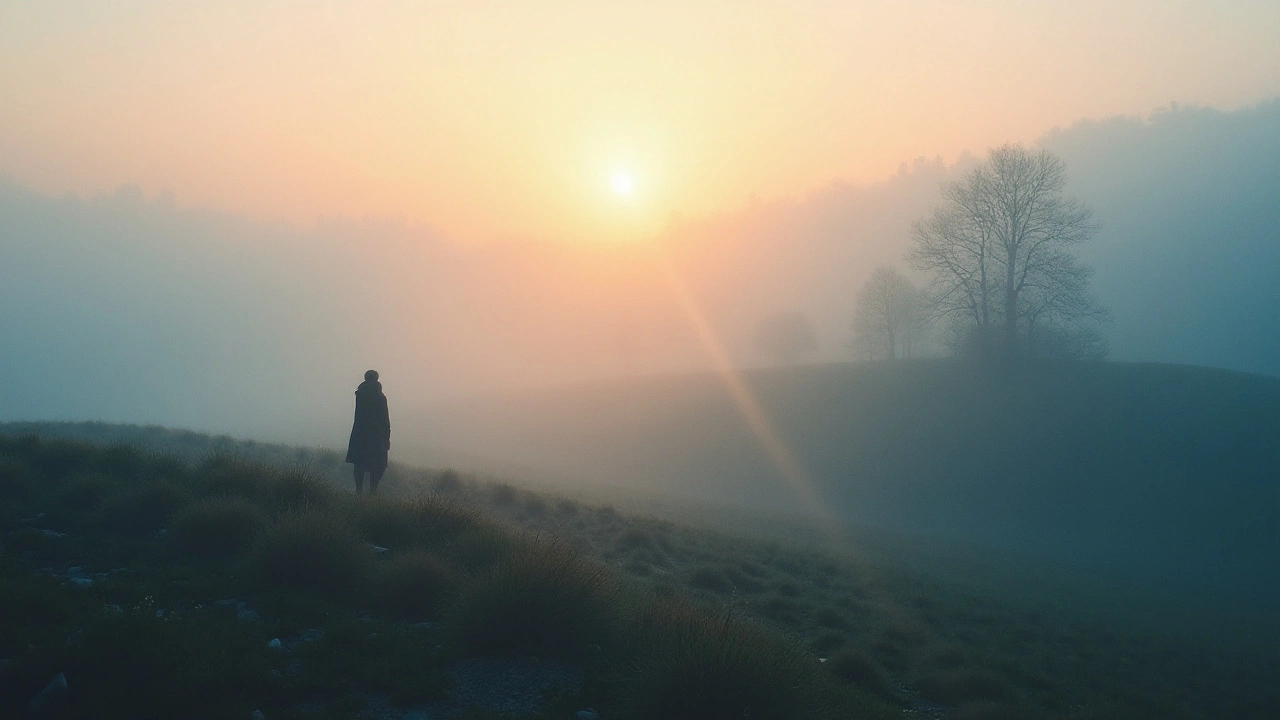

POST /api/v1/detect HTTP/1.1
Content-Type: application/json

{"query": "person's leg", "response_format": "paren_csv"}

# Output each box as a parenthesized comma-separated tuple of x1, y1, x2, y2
(368, 466, 385, 496)
(353, 465, 366, 495)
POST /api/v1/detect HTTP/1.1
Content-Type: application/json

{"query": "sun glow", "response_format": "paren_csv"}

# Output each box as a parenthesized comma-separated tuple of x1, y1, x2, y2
(610, 171, 635, 197)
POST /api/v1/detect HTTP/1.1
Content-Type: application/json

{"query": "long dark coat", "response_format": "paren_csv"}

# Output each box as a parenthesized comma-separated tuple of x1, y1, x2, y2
(345, 380, 390, 470)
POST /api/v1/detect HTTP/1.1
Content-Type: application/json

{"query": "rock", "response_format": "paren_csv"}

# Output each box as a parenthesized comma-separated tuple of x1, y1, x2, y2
(576, 711, 600, 720)
(267, 638, 282, 650)
(66, 566, 86, 577)
(300, 628, 324, 642)
(69, 577, 93, 588)
(27, 672, 68, 714)
(251, 710, 266, 720)
(216, 598, 240, 607)
(237, 609, 261, 622)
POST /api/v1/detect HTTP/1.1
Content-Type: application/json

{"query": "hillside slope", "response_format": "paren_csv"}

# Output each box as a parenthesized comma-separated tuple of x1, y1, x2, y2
(418, 360, 1280, 602)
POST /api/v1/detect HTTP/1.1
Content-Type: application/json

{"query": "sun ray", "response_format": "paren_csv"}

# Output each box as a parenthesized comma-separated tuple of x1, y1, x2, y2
(656, 249, 839, 534)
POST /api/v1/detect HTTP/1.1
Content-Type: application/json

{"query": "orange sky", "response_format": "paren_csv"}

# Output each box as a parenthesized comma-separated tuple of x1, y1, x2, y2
(2, 0, 1278, 244)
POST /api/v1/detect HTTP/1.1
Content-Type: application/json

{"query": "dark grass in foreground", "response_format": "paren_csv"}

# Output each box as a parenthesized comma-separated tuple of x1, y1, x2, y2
(0, 436, 887, 719)
(5, 424, 1279, 720)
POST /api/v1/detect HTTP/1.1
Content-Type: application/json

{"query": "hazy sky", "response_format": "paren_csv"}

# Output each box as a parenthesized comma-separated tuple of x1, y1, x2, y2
(3, 0, 1278, 244)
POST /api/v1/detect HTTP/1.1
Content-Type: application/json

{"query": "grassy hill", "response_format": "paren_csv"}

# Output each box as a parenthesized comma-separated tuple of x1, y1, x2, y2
(2, 427, 1277, 718)
(420, 360, 1280, 603)
(0, 434, 894, 719)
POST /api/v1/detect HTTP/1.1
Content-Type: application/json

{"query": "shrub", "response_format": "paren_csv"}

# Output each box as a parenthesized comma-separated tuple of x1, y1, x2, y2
(374, 550, 459, 619)
(619, 598, 837, 719)
(170, 496, 269, 558)
(447, 536, 620, 657)
(251, 508, 372, 594)
(99, 480, 192, 536)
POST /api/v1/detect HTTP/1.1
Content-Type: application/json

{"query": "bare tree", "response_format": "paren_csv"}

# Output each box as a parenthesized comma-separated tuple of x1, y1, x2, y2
(1018, 251, 1110, 358)
(910, 144, 1105, 361)
(754, 311, 818, 365)
(851, 266, 922, 361)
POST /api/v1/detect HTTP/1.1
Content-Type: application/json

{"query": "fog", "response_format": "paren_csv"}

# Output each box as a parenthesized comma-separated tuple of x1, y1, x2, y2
(3, 100, 1276, 449)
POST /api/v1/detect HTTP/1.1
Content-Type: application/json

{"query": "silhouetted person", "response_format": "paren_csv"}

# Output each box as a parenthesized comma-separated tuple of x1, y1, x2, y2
(346, 370, 390, 495)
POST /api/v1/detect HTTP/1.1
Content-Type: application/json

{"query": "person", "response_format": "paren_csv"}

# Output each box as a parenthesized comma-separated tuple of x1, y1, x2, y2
(346, 369, 390, 495)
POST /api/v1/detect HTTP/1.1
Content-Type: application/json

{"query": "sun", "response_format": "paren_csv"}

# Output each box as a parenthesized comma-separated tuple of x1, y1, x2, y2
(610, 171, 635, 197)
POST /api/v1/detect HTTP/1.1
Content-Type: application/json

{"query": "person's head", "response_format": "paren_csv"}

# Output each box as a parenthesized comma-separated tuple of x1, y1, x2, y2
(364, 369, 379, 383)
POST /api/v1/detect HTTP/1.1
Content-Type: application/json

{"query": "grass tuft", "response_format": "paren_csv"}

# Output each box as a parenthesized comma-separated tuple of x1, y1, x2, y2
(98, 480, 192, 536)
(356, 494, 482, 551)
(251, 507, 372, 594)
(170, 495, 269, 558)
(448, 536, 619, 657)
(266, 468, 333, 512)
(374, 550, 459, 619)
(619, 597, 837, 720)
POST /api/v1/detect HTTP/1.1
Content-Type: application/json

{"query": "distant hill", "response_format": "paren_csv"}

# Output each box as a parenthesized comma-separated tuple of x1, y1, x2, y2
(417, 360, 1280, 603)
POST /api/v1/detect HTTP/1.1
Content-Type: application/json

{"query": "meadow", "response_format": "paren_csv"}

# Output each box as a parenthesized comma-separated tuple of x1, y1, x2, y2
(2, 421, 1276, 719)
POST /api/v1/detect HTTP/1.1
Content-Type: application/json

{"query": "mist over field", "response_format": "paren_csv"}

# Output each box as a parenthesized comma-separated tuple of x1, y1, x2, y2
(3, 101, 1278, 446)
